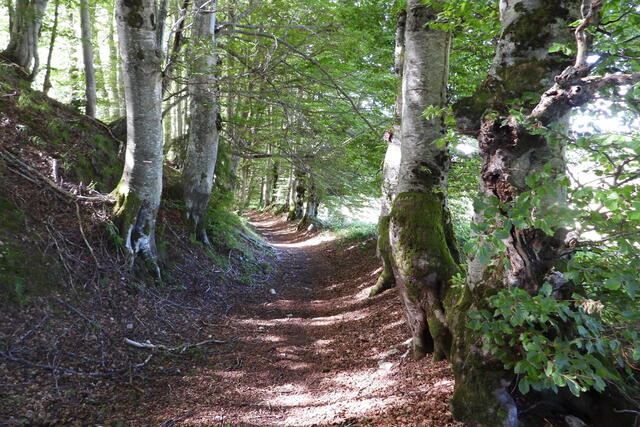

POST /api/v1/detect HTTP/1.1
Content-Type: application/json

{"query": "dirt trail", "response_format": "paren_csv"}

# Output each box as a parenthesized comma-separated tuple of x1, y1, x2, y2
(26, 212, 460, 426)
(126, 212, 457, 426)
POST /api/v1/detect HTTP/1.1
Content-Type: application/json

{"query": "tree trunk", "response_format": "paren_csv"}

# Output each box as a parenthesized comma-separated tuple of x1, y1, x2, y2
(91, 2, 109, 115)
(288, 169, 306, 221)
(80, 0, 97, 117)
(112, 0, 164, 278)
(42, 0, 59, 95)
(388, 0, 458, 362)
(2, 0, 48, 79)
(270, 162, 279, 204)
(107, 3, 123, 118)
(181, 0, 219, 244)
(449, 1, 581, 425)
(298, 174, 319, 230)
(371, 10, 405, 298)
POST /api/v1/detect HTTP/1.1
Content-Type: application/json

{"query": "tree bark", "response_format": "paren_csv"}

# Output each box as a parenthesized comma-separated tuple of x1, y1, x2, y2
(181, 0, 219, 244)
(2, 0, 48, 79)
(287, 169, 306, 221)
(42, 0, 59, 95)
(80, 0, 97, 117)
(91, 2, 109, 113)
(107, 3, 123, 119)
(449, 1, 582, 425)
(371, 10, 405, 298)
(113, 0, 164, 278)
(387, 0, 457, 362)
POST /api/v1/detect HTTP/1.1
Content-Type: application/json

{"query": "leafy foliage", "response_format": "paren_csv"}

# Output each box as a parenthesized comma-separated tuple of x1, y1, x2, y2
(468, 283, 640, 397)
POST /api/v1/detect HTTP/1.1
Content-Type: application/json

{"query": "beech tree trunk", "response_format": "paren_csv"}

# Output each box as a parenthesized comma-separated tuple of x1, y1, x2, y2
(2, 0, 48, 78)
(112, 0, 164, 278)
(107, 3, 123, 118)
(80, 0, 97, 117)
(298, 174, 319, 230)
(181, 0, 219, 244)
(370, 10, 405, 298)
(388, 0, 458, 362)
(42, 0, 59, 95)
(287, 169, 306, 221)
(449, 1, 582, 425)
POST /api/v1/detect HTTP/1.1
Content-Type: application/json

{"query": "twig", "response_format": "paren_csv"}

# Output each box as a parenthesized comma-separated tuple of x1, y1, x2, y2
(0, 350, 111, 377)
(124, 337, 227, 352)
(75, 202, 101, 269)
(13, 314, 49, 347)
(0, 148, 113, 203)
(55, 298, 101, 329)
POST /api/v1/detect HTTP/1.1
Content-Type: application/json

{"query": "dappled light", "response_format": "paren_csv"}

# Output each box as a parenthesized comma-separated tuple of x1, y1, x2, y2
(2, 0, 639, 424)
(132, 213, 459, 426)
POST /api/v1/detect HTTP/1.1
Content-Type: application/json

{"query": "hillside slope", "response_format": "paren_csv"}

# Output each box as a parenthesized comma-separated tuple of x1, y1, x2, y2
(0, 64, 277, 424)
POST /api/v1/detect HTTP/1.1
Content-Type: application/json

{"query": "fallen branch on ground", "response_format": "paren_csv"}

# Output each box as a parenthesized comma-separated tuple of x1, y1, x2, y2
(0, 147, 113, 204)
(124, 337, 228, 353)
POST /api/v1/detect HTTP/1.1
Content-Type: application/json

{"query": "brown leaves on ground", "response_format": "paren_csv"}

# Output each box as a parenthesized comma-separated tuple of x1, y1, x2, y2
(1, 212, 460, 426)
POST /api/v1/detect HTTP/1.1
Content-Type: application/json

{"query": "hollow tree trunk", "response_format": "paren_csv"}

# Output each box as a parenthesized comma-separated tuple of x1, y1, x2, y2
(112, 0, 163, 278)
(80, 0, 96, 117)
(2, 0, 48, 78)
(388, 0, 459, 363)
(371, 10, 405, 298)
(181, 0, 219, 244)
(449, 1, 581, 425)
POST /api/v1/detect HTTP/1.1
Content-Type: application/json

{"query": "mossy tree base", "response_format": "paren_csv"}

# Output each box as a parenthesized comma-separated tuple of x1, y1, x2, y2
(389, 192, 458, 361)
(448, 285, 517, 427)
(112, 184, 161, 279)
(370, 215, 395, 297)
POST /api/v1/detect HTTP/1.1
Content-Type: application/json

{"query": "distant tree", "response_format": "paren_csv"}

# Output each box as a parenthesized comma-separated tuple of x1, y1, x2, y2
(2, 0, 49, 79)
(181, 0, 220, 244)
(79, 0, 96, 117)
(370, 10, 405, 298)
(41, 0, 59, 95)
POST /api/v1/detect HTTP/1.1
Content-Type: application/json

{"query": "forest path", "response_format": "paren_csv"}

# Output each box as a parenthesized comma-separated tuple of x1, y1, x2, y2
(139, 213, 459, 426)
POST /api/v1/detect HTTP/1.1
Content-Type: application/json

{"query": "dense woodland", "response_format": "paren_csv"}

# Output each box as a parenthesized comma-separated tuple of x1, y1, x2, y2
(1, 0, 640, 425)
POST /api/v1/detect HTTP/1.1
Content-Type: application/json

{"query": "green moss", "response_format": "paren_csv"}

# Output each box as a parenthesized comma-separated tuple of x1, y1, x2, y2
(505, 3, 570, 50)
(390, 192, 458, 282)
(389, 192, 461, 360)
(370, 216, 395, 297)
(448, 260, 513, 425)
(112, 182, 143, 240)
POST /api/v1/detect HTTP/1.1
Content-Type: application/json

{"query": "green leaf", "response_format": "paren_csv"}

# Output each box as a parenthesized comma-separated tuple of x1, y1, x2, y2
(567, 379, 581, 397)
(518, 378, 530, 395)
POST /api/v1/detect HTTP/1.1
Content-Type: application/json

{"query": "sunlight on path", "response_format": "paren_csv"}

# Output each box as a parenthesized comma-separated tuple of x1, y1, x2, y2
(171, 213, 459, 426)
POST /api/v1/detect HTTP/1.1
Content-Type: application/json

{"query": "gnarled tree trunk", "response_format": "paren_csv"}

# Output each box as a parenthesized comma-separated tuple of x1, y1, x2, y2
(181, 0, 219, 244)
(449, 1, 582, 425)
(388, 0, 458, 362)
(112, 0, 164, 278)
(2, 0, 48, 79)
